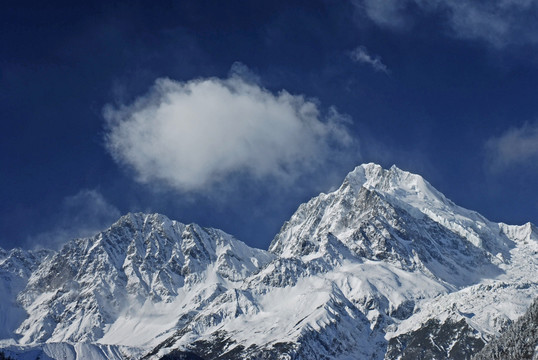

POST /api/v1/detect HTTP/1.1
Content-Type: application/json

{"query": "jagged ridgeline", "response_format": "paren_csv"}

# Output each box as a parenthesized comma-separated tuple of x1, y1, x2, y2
(1, 163, 537, 360)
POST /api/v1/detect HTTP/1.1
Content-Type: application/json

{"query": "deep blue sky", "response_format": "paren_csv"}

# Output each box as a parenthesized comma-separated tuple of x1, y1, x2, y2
(2, 0, 538, 250)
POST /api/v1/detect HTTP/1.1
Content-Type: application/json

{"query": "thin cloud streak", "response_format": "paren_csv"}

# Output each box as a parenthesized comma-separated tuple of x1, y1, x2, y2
(350, 46, 389, 74)
(485, 122, 538, 172)
(353, 0, 538, 48)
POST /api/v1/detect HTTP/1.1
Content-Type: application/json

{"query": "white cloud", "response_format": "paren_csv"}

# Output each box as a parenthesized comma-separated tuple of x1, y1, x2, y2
(104, 70, 354, 192)
(354, 0, 538, 48)
(28, 189, 121, 249)
(485, 122, 538, 171)
(350, 46, 389, 73)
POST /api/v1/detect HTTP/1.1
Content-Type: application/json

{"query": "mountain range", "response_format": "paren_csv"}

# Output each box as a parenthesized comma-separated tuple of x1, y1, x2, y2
(1, 163, 537, 359)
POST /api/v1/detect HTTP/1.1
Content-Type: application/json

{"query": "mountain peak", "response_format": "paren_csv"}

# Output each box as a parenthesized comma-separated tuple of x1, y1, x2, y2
(343, 163, 448, 207)
(269, 163, 519, 284)
(112, 212, 174, 228)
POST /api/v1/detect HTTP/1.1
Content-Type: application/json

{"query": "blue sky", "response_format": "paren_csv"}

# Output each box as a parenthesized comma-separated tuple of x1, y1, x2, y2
(2, 0, 538, 250)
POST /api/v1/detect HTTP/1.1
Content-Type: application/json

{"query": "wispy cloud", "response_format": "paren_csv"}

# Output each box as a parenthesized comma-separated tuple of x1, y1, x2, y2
(27, 189, 121, 249)
(354, 0, 411, 30)
(353, 0, 538, 48)
(350, 46, 389, 73)
(104, 65, 355, 193)
(485, 122, 538, 171)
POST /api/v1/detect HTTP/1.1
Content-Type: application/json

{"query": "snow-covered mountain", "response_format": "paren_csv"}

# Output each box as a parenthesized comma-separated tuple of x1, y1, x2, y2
(1, 163, 537, 360)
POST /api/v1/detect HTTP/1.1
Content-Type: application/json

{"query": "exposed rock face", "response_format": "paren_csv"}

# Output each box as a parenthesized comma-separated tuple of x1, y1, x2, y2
(1, 163, 537, 360)
(386, 318, 485, 360)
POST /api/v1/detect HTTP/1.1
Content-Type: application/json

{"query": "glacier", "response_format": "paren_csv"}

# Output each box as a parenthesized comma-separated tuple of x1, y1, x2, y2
(1, 163, 536, 359)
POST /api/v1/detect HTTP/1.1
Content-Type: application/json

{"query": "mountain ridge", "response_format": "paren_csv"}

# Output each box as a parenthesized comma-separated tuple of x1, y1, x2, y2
(1, 163, 537, 360)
